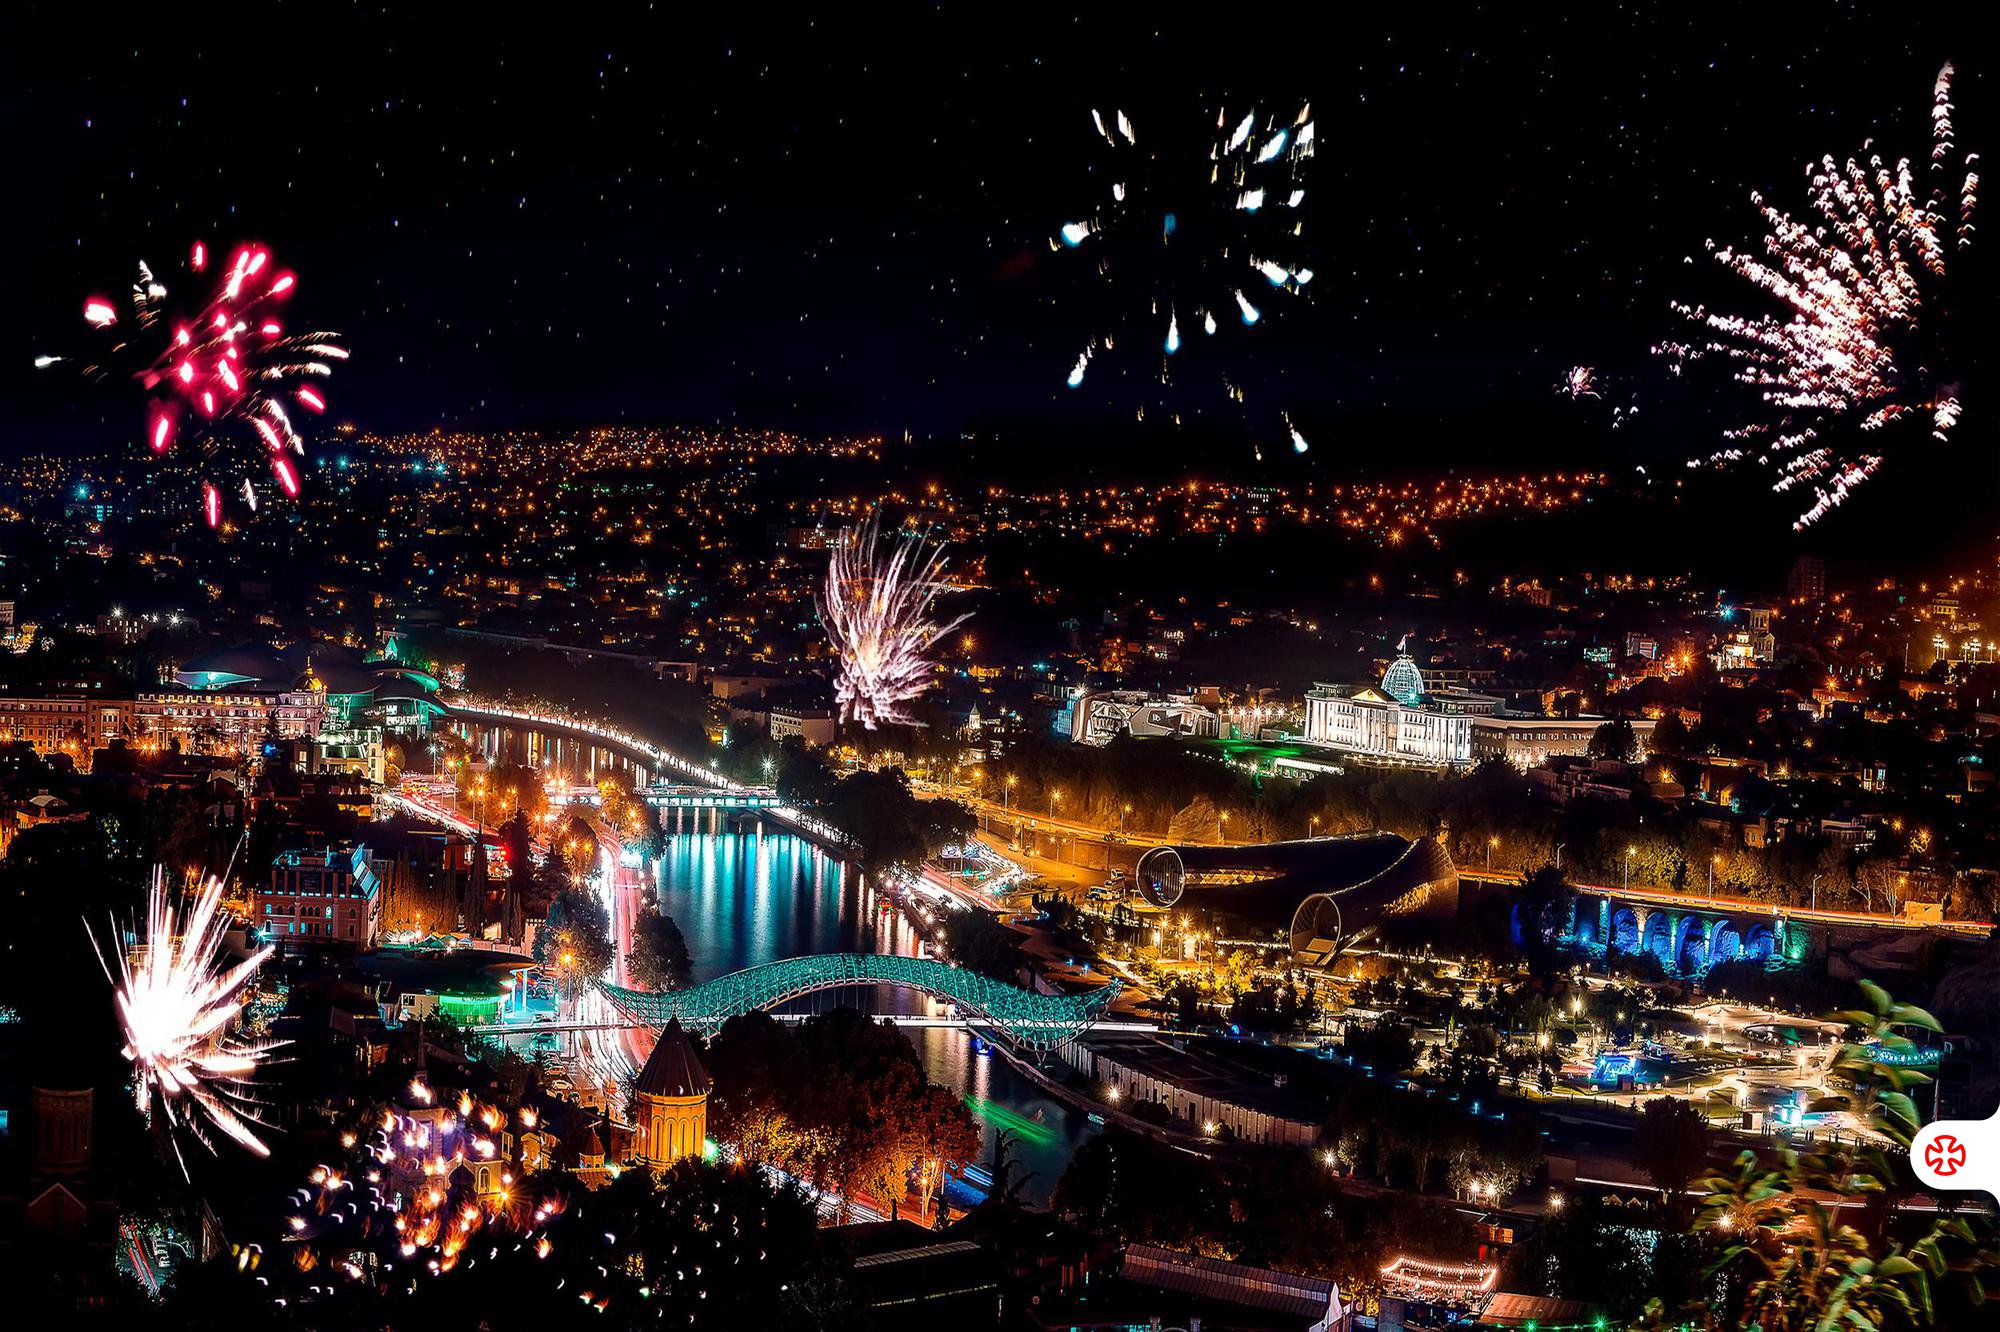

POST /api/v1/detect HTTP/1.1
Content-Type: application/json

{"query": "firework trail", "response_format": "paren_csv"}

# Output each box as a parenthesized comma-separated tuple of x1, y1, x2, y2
(1053, 101, 1314, 411)
(817, 515, 970, 729)
(46, 241, 345, 527)
(89, 867, 279, 1174)
(1658, 63, 1978, 529)
(1557, 365, 1602, 400)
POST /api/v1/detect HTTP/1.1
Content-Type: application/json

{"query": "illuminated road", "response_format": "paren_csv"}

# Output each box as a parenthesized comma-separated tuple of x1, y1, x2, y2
(578, 816, 652, 1086)
(447, 697, 732, 789)
(1456, 866, 1989, 937)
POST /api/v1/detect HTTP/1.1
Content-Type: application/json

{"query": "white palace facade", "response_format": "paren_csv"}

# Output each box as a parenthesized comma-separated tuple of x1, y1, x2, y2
(1304, 648, 1650, 770)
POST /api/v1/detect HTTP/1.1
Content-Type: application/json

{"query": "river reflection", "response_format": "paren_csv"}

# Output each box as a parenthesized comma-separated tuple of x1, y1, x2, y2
(651, 826, 1095, 1205)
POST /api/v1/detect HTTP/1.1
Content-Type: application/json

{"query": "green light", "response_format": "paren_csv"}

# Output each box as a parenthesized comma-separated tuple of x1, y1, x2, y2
(964, 1095, 1057, 1146)
(437, 992, 505, 1021)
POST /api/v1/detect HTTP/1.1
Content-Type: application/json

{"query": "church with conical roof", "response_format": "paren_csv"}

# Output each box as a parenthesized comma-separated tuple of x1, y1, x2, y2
(631, 1018, 709, 1169)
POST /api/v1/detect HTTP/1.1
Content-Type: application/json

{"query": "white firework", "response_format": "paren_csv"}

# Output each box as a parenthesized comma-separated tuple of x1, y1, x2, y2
(1055, 100, 1315, 392)
(90, 868, 279, 1170)
(1558, 365, 1602, 400)
(1659, 62, 1978, 529)
(817, 515, 970, 729)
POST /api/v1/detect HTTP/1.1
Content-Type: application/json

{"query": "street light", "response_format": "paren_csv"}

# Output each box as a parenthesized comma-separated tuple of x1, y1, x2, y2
(1624, 845, 1635, 890)
(1486, 834, 1499, 869)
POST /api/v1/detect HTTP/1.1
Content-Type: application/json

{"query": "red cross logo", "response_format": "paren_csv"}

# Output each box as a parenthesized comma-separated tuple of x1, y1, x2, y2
(1925, 1134, 1967, 1178)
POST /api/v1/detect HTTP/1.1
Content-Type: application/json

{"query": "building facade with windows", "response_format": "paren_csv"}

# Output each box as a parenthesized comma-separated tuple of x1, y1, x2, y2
(0, 695, 136, 760)
(136, 684, 328, 754)
(1305, 648, 1647, 770)
(257, 844, 381, 946)
(1065, 690, 1221, 746)
(1303, 650, 1500, 768)
(1471, 715, 1653, 769)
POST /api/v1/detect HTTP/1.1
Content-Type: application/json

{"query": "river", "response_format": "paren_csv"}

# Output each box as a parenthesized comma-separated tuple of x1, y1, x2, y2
(453, 713, 1101, 1203)
(647, 825, 1096, 1207)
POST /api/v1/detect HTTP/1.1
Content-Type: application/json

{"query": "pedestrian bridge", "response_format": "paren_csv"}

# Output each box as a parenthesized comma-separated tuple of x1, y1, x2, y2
(599, 952, 1122, 1050)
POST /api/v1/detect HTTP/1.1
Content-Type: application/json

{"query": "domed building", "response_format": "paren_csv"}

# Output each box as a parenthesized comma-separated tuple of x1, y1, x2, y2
(1380, 649, 1425, 708)
(170, 640, 444, 736)
(1304, 635, 1504, 768)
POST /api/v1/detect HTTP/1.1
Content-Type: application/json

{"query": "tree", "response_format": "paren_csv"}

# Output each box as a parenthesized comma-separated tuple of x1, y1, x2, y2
(1649, 711, 1691, 758)
(818, 767, 974, 875)
(884, 1082, 980, 1219)
(1633, 1096, 1712, 1214)
(1587, 717, 1640, 762)
(706, 1007, 978, 1222)
(1161, 979, 1205, 1027)
(533, 887, 613, 1000)
(626, 907, 691, 990)
(1515, 865, 1573, 977)
(706, 1012, 807, 1167)
(942, 908, 1022, 982)
(498, 809, 550, 917)
(472, 759, 547, 822)
(1505, 1194, 1660, 1320)
(556, 815, 599, 885)
(1660, 982, 2000, 1330)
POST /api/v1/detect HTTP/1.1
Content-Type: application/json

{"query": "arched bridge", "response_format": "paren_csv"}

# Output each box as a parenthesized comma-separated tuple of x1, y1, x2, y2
(1513, 895, 1807, 976)
(599, 953, 1122, 1050)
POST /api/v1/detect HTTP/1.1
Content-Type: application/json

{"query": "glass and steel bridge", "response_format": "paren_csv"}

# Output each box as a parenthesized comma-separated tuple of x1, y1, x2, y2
(599, 952, 1121, 1049)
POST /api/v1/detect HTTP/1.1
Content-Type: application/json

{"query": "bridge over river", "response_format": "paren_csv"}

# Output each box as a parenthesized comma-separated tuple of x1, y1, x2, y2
(592, 952, 1123, 1050)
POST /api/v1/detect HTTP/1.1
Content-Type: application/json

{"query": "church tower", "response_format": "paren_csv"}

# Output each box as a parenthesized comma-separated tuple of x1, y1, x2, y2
(633, 1018, 709, 1169)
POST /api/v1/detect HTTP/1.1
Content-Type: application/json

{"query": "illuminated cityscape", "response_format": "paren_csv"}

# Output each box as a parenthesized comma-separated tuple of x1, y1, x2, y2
(1, 9, 1996, 1332)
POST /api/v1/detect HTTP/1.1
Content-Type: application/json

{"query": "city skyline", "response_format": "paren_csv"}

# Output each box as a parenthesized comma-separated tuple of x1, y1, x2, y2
(3, 8, 1998, 1331)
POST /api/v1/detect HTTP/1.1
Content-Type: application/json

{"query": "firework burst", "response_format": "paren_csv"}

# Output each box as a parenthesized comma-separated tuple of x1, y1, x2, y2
(48, 240, 346, 527)
(1658, 62, 1978, 529)
(1556, 364, 1640, 430)
(817, 515, 970, 729)
(89, 868, 279, 1172)
(1052, 100, 1314, 417)
(1557, 365, 1602, 400)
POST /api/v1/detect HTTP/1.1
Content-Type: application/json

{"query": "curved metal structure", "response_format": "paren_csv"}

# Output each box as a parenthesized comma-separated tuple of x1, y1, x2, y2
(1136, 832, 1458, 965)
(599, 953, 1121, 1050)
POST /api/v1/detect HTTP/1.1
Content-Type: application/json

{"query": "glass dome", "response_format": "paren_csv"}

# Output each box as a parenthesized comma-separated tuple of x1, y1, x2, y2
(1381, 653, 1424, 707)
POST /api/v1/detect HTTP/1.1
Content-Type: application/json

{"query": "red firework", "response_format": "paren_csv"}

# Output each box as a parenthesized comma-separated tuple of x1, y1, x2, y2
(55, 241, 346, 528)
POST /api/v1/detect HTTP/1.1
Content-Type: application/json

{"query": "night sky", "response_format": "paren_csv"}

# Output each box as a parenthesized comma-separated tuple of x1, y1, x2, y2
(2, 5, 1984, 496)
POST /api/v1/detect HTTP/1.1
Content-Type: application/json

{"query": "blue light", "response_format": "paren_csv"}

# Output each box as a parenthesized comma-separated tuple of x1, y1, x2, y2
(1162, 212, 1178, 237)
